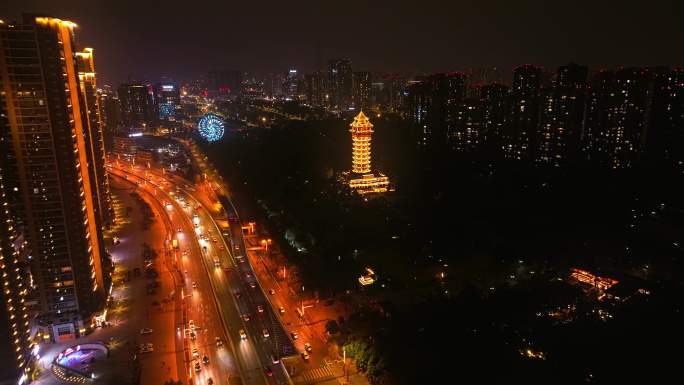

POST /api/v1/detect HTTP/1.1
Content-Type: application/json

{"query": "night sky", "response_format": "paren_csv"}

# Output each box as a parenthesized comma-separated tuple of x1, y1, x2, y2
(5, 0, 684, 85)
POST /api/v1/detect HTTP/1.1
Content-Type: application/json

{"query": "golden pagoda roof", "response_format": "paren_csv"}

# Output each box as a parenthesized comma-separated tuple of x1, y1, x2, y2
(350, 110, 373, 128)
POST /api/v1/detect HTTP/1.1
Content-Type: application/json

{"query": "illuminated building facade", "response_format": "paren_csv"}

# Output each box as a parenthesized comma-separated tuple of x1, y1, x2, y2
(76, 48, 112, 228)
(537, 63, 588, 166)
(0, 15, 108, 340)
(504, 64, 542, 160)
(348, 112, 389, 194)
(118, 82, 153, 130)
(328, 58, 353, 109)
(584, 68, 652, 169)
(153, 82, 180, 121)
(0, 126, 34, 385)
(353, 71, 372, 111)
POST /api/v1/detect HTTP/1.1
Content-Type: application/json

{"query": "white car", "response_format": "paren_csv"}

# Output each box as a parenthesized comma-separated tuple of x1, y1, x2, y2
(257, 305, 264, 313)
(262, 329, 270, 338)
(140, 328, 153, 335)
(192, 347, 199, 359)
(239, 329, 247, 340)
(301, 351, 310, 361)
(189, 320, 195, 330)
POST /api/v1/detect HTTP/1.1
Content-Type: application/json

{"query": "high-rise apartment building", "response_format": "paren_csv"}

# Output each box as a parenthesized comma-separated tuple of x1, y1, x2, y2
(353, 71, 372, 111)
(118, 82, 153, 130)
(536, 63, 588, 166)
(0, 15, 109, 341)
(0, 124, 34, 385)
(584, 68, 652, 169)
(304, 72, 324, 106)
(76, 48, 112, 228)
(480, 83, 509, 150)
(328, 58, 353, 109)
(503, 64, 542, 160)
(448, 98, 483, 152)
(407, 73, 467, 148)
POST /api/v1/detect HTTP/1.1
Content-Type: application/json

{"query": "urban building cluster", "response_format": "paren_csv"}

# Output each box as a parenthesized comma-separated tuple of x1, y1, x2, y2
(405, 64, 684, 169)
(0, 15, 112, 383)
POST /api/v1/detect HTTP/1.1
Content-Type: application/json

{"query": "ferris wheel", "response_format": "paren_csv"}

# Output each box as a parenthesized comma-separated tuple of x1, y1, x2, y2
(197, 113, 225, 142)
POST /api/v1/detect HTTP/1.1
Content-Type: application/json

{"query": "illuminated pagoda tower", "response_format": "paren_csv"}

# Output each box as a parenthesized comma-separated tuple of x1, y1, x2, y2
(348, 111, 390, 195)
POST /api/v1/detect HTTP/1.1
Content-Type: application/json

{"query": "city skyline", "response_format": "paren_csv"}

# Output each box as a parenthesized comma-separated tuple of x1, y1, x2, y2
(4, 0, 684, 84)
(2, 4, 684, 385)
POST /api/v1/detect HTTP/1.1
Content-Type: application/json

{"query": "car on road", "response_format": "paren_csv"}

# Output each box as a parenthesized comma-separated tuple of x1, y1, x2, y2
(190, 331, 196, 340)
(177, 227, 182, 233)
(212, 237, 218, 243)
(290, 331, 299, 340)
(192, 347, 199, 358)
(219, 245, 224, 250)
(140, 328, 153, 335)
(239, 329, 247, 340)
(264, 367, 273, 377)
(215, 337, 223, 347)
(214, 259, 220, 267)
(249, 281, 256, 289)
(242, 314, 250, 322)
(279, 307, 285, 315)
(202, 354, 209, 365)
(236, 255, 244, 263)
(257, 305, 264, 313)
(140, 343, 154, 353)
(192, 282, 197, 289)
(271, 354, 280, 364)
(262, 329, 270, 338)
(223, 266, 231, 273)
(269, 289, 276, 295)
(301, 351, 310, 361)
(304, 343, 312, 353)
(194, 362, 201, 373)
(234, 290, 241, 299)
(189, 320, 195, 330)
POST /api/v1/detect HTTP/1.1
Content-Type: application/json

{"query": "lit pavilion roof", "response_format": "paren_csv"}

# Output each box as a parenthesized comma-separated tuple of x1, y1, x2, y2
(350, 111, 373, 129)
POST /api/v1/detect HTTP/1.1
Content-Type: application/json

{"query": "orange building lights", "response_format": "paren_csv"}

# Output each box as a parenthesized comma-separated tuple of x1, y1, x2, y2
(347, 112, 390, 195)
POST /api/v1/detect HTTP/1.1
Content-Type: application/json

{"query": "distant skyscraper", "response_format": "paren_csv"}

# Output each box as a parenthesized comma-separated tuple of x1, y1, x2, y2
(353, 71, 372, 111)
(328, 58, 353, 109)
(118, 82, 154, 130)
(208, 69, 242, 95)
(536, 63, 588, 166)
(264, 72, 286, 98)
(480, 83, 509, 150)
(153, 82, 180, 121)
(99, 84, 120, 132)
(407, 73, 467, 148)
(504, 64, 542, 160)
(304, 72, 324, 106)
(448, 98, 483, 152)
(647, 67, 684, 162)
(584, 68, 653, 169)
(284, 69, 300, 99)
(0, 15, 109, 340)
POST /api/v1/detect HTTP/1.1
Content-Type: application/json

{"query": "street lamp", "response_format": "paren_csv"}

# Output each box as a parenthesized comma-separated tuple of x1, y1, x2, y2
(260, 238, 272, 252)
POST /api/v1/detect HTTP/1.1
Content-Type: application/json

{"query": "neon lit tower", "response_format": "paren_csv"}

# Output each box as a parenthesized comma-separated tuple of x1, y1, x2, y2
(350, 111, 374, 174)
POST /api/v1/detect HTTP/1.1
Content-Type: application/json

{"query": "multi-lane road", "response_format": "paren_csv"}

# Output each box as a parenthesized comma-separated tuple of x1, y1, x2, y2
(107, 160, 296, 385)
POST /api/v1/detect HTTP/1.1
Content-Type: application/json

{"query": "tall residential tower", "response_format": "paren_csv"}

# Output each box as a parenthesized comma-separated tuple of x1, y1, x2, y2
(0, 15, 109, 341)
